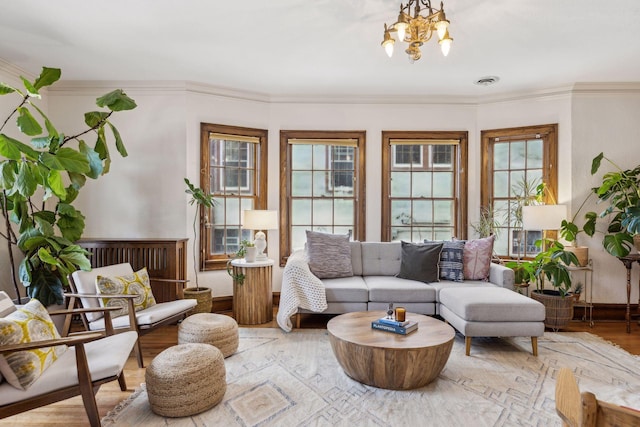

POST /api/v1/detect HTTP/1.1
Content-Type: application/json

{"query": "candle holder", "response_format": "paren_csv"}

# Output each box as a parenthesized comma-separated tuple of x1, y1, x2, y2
(395, 307, 406, 322)
(386, 303, 394, 319)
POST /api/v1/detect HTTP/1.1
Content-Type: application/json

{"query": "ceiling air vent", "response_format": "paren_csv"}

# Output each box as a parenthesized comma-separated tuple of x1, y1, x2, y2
(474, 76, 500, 86)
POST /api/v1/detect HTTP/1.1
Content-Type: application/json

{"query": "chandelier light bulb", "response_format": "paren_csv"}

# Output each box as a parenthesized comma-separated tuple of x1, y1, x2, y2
(384, 40, 395, 57)
(435, 19, 449, 40)
(395, 22, 408, 42)
(439, 30, 452, 56)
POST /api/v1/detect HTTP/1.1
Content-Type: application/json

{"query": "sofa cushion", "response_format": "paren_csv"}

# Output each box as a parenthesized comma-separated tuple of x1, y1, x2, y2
(96, 267, 156, 318)
(430, 280, 499, 302)
(461, 235, 495, 280)
(361, 242, 402, 276)
(396, 241, 443, 283)
(439, 287, 545, 322)
(306, 230, 353, 279)
(322, 276, 369, 302)
(0, 299, 67, 390)
(426, 240, 465, 282)
(364, 276, 436, 303)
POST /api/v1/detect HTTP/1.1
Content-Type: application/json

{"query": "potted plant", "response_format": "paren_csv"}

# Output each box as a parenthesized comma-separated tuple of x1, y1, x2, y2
(184, 178, 215, 314)
(0, 67, 136, 310)
(559, 197, 597, 266)
(560, 153, 640, 258)
(226, 240, 254, 284)
(506, 239, 580, 331)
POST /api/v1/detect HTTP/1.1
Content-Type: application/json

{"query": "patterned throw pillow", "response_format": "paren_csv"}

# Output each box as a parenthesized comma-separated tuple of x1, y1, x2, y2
(396, 241, 443, 283)
(96, 267, 156, 318)
(305, 230, 353, 279)
(0, 299, 67, 390)
(426, 240, 465, 282)
(462, 235, 495, 280)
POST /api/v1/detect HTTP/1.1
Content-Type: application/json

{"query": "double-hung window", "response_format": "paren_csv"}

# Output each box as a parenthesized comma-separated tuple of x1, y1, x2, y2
(200, 123, 268, 270)
(279, 130, 366, 264)
(480, 124, 558, 259)
(382, 131, 468, 242)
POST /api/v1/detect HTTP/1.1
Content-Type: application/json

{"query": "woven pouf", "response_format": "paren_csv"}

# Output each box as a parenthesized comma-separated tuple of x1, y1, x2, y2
(178, 313, 239, 358)
(145, 343, 226, 417)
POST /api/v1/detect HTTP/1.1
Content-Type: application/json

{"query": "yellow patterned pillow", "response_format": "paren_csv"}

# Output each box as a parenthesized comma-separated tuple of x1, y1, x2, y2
(96, 267, 156, 318)
(0, 298, 67, 390)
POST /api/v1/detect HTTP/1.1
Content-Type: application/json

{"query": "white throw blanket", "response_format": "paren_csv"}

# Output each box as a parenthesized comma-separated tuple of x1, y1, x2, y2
(276, 250, 327, 332)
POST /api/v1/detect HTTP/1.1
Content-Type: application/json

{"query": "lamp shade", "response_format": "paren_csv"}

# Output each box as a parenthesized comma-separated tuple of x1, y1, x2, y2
(521, 205, 567, 231)
(242, 210, 278, 230)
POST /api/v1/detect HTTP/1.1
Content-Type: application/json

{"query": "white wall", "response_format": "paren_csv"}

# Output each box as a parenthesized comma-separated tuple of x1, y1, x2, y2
(2, 60, 640, 305)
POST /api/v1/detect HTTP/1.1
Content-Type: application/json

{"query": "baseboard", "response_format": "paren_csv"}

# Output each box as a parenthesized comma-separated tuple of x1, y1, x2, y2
(212, 295, 636, 322)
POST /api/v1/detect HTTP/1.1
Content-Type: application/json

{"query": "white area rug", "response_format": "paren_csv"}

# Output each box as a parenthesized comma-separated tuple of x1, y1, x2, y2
(102, 328, 640, 427)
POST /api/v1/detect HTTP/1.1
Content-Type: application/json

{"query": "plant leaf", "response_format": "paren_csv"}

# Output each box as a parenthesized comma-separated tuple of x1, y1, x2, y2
(96, 89, 137, 111)
(79, 140, 103, 178)
(17, 107, 43, 136)
(0, 133, 40, 160)
(0, 82, 16, 95)
(33, 67, 61, 90)
(603, 233, 633, 257)
(40, 147, 90, 173)
(0, 160, 17, 190)
(29, 102, 59, 138)
(57, 203, 85, 242)
(108, 122, 128, 157)
(15, 161, 37, 197)
(47, 169, 67, 199)
(591, 152, 604, 175)
(20, 76, 40, 98)
(84, 111, 110, 128)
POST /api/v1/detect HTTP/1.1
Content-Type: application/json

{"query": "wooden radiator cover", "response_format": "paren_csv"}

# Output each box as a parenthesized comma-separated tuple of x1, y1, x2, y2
(78, 238, 188, 303)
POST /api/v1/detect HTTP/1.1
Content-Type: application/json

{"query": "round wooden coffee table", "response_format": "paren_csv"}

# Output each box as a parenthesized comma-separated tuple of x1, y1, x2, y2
(327, 311, 455, 390)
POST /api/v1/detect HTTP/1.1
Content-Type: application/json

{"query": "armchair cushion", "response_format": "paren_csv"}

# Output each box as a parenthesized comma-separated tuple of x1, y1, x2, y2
(86, 299, 198, 330)
(71, 263, 134, 322)
(0, 330, 137, 405)
(96, 267, 156, 318)
(0, 299, 67, 390)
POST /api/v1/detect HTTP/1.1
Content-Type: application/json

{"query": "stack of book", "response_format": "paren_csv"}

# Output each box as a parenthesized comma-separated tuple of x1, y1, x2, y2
(371, 317, 419, 335)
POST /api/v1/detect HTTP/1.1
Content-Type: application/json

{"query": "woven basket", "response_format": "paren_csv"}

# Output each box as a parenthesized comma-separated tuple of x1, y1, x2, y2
(183, 287, 212, 315)
(531, 290, 574, 331)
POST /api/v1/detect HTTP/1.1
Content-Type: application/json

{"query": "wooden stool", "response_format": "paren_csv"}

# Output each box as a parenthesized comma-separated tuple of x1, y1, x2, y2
(145, 343, 226, 417)
(178, 313, 239, 357)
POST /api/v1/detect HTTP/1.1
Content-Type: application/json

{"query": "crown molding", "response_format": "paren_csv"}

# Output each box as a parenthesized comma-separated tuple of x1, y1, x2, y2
(0, 58, 36, 81)
(35, 78, 640, 105)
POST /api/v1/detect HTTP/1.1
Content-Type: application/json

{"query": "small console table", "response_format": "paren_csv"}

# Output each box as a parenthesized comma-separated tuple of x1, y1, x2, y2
(567, 260, 594, 327)
(617, 254, 640, 333)
(231, 258, 274, 325)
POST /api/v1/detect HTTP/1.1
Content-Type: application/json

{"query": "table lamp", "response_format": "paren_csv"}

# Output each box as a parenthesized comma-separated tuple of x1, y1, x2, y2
(242, 210, 278, 261)
(522, 204, 567, 251)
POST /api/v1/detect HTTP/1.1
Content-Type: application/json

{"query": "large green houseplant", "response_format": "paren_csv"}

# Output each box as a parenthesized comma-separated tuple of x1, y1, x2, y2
(506, 239, 579, 331)
(560, 152, 640, 258)
(0, 67, 136, 306)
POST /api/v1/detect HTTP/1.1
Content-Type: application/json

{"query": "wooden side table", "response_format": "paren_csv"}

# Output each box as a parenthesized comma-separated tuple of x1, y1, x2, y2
(617, 254, 640, 333)
(231, 259, 273, 325)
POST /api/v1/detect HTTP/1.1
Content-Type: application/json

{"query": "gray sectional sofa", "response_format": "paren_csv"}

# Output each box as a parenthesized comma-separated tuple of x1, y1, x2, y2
(289, 241, 545, 356)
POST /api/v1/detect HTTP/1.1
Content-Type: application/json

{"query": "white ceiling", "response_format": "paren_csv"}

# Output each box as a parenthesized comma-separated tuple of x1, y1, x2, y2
(1, 0, 640, 100)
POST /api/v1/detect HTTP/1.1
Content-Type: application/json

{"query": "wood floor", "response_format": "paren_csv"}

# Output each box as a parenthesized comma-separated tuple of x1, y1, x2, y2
(1, 311, 638, 427)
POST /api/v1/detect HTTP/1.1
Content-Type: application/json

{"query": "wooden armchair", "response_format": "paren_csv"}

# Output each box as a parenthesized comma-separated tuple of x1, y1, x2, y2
(68, 262, 197, 367)
(555, 367, 640, 427)
(0, 302, 138, 427)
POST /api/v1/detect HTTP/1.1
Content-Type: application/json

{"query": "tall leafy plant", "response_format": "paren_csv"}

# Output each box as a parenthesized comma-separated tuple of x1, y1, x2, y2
(184, 178, 215, 289)
(0, 67, 136, 305)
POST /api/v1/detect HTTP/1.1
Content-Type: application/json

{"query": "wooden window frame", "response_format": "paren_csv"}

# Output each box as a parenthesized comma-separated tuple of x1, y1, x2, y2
(279, 130, 366, 266)
(480, 123, 558, 259)
(200, 123, 268, 271)
(381, 130, 468, 242)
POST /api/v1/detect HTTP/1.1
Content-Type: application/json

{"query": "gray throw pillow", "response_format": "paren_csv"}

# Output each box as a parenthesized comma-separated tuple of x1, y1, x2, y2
(396, 241, 443, 283)
(306, 230, 353, 279)
(425, 239, 465, 282)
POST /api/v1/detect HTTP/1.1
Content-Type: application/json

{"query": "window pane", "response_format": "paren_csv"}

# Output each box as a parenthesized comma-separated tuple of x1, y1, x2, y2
(312, 199, 333, 224)
(434, 228, 454, 240)
(413, 227, 432, 241)
(434, 200, 453, 225)
(334, 199, 353, 225)
(212, 198, 225, 226)
(510, 171, 526, 197)
(292, 171, 312, 196)
(493, 143, 509, 170)
(390, 227, 412, 242)
(391, 172, 411, 197)
(292, 145, 312, 170)
(291, 226, 308, 252)
(412, 172, 432, 198)
(313, 171, 331, 197)
(494, 229, 508, 255)
(433, 172, 453, 197)
(291, 199, 311, 225)
(333, 226, 352, 237)
(312, 145, 327, 170)
(510, 141, 526, 169)
(412, 200, 433, 224)
(527, 139, 543, 168)
(225, 198, 241, 226)
(391, 200, 411, 226)
(494, 171, 509, 197)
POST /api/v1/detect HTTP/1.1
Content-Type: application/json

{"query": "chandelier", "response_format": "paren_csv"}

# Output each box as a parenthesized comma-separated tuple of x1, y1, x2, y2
(381, 0, 453, 62)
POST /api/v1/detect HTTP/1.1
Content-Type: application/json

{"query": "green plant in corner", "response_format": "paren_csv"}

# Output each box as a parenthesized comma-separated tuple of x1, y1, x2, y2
(184, 178, 215, 290)
(0, 67, 136, 306)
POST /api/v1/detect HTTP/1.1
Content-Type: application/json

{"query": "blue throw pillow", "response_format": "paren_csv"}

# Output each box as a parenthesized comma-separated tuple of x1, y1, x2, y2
(425, 239, 465, 282)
